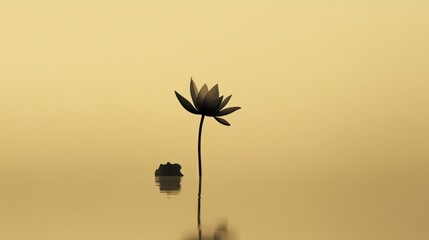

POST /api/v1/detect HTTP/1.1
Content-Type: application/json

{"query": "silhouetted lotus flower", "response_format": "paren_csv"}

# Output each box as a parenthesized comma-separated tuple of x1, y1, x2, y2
(175, 78, 240, 177)
(175, 79, 240, 126)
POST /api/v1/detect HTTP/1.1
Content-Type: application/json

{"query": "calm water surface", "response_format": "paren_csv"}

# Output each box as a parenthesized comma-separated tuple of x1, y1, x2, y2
(1, 168, 428, 239)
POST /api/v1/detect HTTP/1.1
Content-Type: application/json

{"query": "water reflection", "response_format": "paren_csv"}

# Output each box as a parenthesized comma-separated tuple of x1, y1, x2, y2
(182, 220, 237, 240)
(187, 177, 237, 240)
(154, 176, 182, 195)
(213, 222, 237, 240)
(154, 176, 237, 239)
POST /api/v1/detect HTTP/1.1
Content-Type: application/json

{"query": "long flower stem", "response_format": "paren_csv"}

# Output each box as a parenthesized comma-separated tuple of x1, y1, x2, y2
(197, 115, 204, 239)
(197, 175, 202, 239)
(198, 115, 205, 177)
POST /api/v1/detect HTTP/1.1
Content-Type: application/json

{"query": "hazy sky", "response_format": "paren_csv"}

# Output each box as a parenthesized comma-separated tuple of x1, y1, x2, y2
(1, 1, 428, 181)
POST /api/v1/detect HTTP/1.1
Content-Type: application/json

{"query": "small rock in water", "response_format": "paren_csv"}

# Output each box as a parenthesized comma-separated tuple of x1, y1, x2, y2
(155, 162, 184, 176)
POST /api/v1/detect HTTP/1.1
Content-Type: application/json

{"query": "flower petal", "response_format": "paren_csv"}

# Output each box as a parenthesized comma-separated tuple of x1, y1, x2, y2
(203, 84, 219, 103)
(218, 95, 232, 110)
(205, 96, 223, 115)
(201, 84, 220, 112)
(196, 84, 208, 109)
(175, 91, 199, 114)
(190, 78, 199, 107)
(216, 106, 241, 116)
(214, 117, 230, 126)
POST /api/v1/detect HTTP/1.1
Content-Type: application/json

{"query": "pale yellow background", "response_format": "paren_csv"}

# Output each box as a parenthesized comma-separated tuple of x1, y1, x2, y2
(1, 0, 428, 182)
(1, 1, 429, 239)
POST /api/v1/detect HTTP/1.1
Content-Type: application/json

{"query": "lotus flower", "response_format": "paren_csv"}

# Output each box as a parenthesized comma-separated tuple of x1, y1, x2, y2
(175, 78, 240, 177)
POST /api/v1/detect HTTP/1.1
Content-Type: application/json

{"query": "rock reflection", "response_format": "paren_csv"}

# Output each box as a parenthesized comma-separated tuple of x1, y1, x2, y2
(154, 176, 182, 195)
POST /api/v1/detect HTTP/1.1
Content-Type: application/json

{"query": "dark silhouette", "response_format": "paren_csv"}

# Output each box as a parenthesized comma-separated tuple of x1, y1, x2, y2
(175, 78, 240, 177)
(155, 162, 184, 176)
(155, 176, 182, 195)
(198, 176, 202, 239)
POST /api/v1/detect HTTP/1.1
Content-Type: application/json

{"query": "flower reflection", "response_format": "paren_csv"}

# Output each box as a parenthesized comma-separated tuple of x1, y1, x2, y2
(181, 176, 237, 240)
(154, 176, 182, 195)
(182, 221, 237, 240)
(213, 222, 237, 240)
